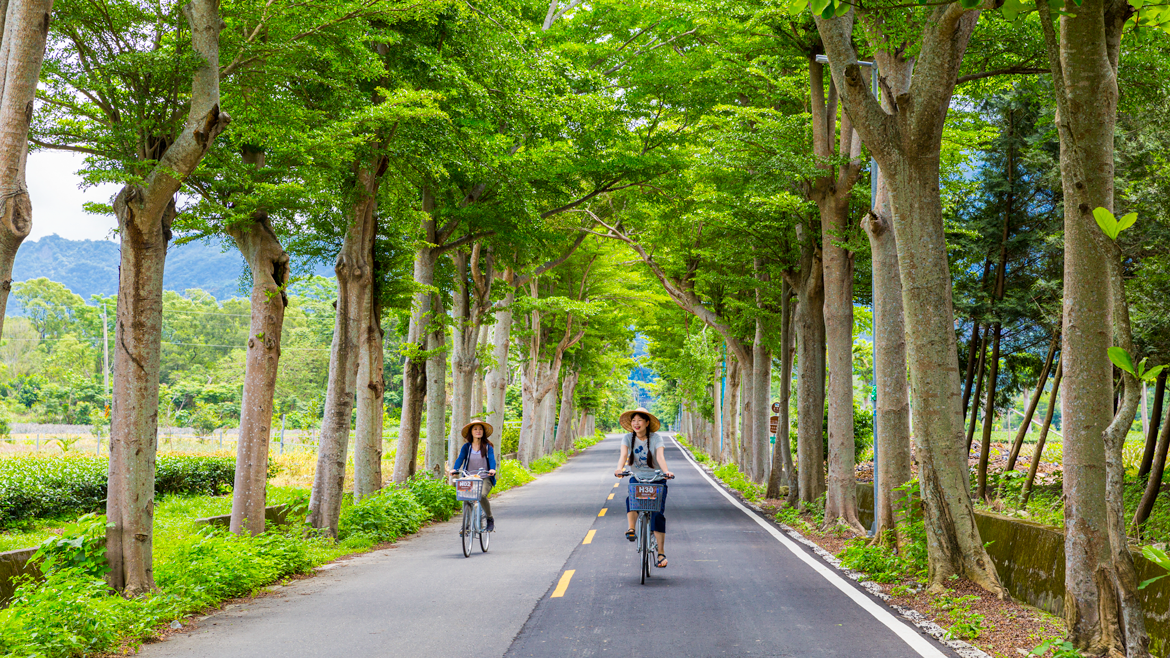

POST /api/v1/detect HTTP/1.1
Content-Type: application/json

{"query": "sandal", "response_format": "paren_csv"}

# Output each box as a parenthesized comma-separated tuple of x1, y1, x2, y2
(625, 529, 636, 542)
(656, 553, 668, 568)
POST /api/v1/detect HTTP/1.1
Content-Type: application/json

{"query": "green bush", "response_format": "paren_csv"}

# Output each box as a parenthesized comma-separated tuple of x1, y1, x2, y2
(499, 424, 520, 455)
(337, 488, 431, 544)
(493, 459, 534, 494)
(530, 451, 567, 474)
(572, 430, 605, 451)
(30, 513, 108, 579)
(0, 514, 328, 658)
(713, 462, 764, 501)
(0, 454, 245, 529)
(405, 475, 460, 522)
(837, 539, 904, 583)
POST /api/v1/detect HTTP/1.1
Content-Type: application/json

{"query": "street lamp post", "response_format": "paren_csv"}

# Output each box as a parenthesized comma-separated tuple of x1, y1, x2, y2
(814, 54, 881, 536)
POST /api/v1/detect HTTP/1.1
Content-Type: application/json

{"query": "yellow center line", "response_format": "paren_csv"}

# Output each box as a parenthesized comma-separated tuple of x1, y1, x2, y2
(583, 529, 596, 544)
(608, 493, 614, 500)
(598, 508, 607, 517)
(551, 570, 575, 598)
(613, 483, 619, 488)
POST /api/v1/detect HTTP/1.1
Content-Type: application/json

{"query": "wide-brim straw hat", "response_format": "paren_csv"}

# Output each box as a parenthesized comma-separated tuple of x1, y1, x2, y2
(461, 419, 494, 440)
(619, 407, 660, 433)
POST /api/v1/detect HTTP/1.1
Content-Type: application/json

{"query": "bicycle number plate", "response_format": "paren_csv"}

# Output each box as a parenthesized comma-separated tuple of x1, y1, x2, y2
(456, 480, 475, 492)
(634, 485, 658, 500)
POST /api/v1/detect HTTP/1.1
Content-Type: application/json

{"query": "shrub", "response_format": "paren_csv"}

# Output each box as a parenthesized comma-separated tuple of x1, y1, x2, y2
(156, 527, 316, 605)
(530, 451, 567, 474)
(405, 475, 460, 522)
(572, 430, 605, 451)
(0, 454, 243, 529)
(837, 540, 904, 583)
(493, 459, 534, 494)
(499, 424, 520, 455)
(713, 462, 764, 501)
(337, 488, 431, 544)
(30, 513, 108, 579)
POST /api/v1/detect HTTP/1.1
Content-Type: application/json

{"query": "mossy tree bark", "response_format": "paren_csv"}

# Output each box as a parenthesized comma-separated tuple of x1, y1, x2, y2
(106, 0, 229, 593)
(1038, 0, 1149, 652)
(816, 6, 1004, 594)
(228, 209, 289, 535)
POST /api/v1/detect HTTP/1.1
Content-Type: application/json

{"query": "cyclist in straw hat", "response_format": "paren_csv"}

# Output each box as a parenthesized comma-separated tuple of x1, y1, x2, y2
(613, 406, 674, 568)
(450, 419, 497, 533)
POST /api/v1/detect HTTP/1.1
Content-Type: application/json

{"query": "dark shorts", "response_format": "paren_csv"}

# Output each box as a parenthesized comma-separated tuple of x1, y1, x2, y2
(626, 478, 667, 533)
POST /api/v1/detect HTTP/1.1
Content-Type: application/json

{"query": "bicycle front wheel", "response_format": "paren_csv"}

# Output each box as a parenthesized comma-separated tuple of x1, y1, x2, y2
(639, 513, 651, 584)
(462, 503, 474, 558)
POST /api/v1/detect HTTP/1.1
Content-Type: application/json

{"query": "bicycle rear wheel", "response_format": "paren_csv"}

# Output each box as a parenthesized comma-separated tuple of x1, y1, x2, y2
(462, 503, 474, 558)
(639, 513, 650, 584)
(479, 512, 490, 552)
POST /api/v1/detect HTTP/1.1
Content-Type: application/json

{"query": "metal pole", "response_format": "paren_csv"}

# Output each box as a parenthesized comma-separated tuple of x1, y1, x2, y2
(279, 413, 286, 455)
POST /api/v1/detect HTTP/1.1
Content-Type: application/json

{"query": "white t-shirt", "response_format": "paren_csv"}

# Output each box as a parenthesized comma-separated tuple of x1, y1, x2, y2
(621, 431, 664, 468)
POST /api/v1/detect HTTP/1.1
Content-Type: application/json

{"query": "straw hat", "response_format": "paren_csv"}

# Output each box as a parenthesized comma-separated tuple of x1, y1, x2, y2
(461, 419, 494, 440)
(619, 407, 660, 433)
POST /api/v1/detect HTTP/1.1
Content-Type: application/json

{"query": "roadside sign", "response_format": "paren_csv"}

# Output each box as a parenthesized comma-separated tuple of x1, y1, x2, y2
(771, 401, 782, 413)
(769, 414, 779, 434)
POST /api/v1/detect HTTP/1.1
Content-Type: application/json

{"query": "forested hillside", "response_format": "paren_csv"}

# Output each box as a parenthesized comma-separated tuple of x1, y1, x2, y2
(11, 235, 331, 302)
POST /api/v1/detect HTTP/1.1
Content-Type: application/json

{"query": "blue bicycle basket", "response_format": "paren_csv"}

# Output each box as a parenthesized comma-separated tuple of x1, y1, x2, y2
(628, 482, 665, 512)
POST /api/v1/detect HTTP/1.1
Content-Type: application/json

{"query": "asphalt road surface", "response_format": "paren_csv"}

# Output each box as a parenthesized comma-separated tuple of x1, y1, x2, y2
(138, 435, 962, 658)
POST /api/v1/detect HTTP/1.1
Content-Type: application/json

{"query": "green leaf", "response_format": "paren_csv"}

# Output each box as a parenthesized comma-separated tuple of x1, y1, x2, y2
(809, 0, 831, 15)
(1108, 347, 1136, 375)
(1139, 575, 1167, 589)
(1117, 212, 1137, 234)
(1000, 0, 1030, 20)
(1143, 544, 1170, 570)
(1094, 207, 1120, 240)
(1144, 365, 1165, 382)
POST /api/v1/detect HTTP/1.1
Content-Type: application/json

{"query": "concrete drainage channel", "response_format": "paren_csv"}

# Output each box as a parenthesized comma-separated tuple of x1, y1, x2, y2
(0, 504, 292, 606)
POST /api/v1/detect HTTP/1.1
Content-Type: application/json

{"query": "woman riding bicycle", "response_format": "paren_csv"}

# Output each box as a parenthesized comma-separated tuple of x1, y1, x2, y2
(450, 419, 497, 533)
(613, 407, 674, 568)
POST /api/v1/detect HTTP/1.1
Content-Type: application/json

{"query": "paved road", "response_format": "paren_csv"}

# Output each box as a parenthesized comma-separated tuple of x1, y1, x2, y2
(139, 435, 961, 658)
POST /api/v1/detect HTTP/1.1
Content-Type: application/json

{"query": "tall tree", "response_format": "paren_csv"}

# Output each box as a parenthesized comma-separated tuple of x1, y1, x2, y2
(814, 4, 1003, 593)
(0, 0, 54, 340)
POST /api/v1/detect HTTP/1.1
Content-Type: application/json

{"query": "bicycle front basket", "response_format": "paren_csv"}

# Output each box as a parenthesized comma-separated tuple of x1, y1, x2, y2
(628, 482, 664, 513)
(455, 477, 483, 502)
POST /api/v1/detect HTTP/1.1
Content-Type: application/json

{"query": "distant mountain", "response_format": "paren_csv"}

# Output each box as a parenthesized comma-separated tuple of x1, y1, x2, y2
(11, 234, 332, 303)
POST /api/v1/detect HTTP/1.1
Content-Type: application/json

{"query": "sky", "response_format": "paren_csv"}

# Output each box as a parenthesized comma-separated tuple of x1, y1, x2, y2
(26, 150, 121, 242)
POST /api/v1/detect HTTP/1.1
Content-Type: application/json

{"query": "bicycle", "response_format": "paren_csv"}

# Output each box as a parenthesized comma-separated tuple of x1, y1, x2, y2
(618, 466, 674, 584)
(454, 468, 490, 558)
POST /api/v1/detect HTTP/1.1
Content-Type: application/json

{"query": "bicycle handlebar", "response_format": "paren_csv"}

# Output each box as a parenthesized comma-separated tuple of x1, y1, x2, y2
(617, 469, 674, 481)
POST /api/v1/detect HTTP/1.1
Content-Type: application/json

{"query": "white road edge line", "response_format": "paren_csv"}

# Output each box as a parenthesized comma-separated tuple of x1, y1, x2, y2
(671, 437, 948, 658)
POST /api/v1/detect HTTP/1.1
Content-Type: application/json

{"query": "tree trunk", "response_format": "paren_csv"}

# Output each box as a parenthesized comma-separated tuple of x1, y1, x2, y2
(471, 324, 489, 417)
(485, 274, 515, 434)
(817, 6, 1003, 595)
(424, 290, 447, 477)
(752, 325, 771, 484)
(449, 250, 476, 467)
(228, 213, 289, 535)
(1022, 360, 1061, 507)
(961, 322, 982, 419)
(1132, 393, 1170, 532)
(965, 333, 989, 453)
(309, 160, 382, 532)
(1041, 0, 1148, 651)
(794, 268, 826, 506)
(864, 204, 912, 541)
(0, 0, 52, 340)
(541, 388, 557, 456)
(764, 282, 796, 501)
(392, 209, 437, 484)
(553, 369, 578, 452)
(1138, 369, 1167, 480)
(352, 281, 384, 501)
(106, 0, 228, 593)
(976, 323, 1002, 500)
(738, 352, 753, 471)
(721, 352, 741, 464)
(1006, 333, 1058, 472)
(811, 57, 864, 530)
(713, 364, 723, 460)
